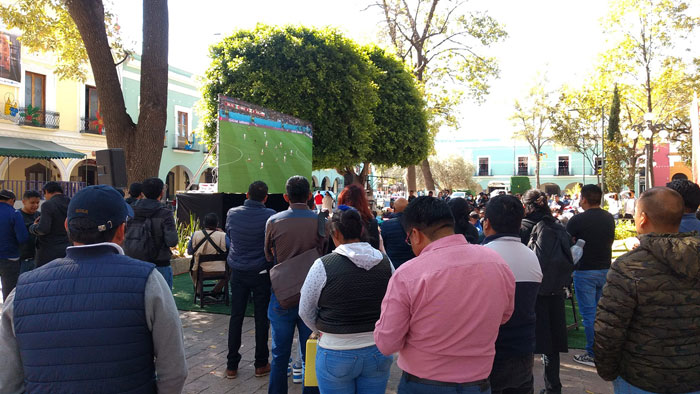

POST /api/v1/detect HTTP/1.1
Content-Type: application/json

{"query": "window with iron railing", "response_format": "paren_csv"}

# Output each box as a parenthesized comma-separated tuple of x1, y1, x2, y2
(558, 156, 570, 176)
(517, 157, 528, 176)
(478, 157, 489, 176)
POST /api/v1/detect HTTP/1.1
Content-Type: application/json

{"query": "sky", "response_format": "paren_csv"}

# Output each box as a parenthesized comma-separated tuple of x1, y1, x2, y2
(111, 0, 611, 144)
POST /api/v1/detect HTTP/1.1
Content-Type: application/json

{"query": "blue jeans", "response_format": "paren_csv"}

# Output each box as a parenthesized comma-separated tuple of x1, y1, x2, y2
(613, 377, 700, 394)
(155, 266, 173, 290)
(573, 269, 608, 356)
(268, 292, 316, 394)
(316, 345, 392, 394)
(398, 374, 491, 394)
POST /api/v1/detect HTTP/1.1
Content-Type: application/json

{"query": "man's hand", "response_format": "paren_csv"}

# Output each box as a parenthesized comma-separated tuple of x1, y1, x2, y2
(33, 217, 41, 224)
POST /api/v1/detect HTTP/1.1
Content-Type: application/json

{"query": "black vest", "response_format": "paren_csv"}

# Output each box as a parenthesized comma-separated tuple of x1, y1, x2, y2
(316, 252, 392, 334)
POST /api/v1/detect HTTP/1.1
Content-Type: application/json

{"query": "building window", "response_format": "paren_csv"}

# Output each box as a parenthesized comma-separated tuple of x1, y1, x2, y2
(517, 156, 528, 176)
(595, 157, 603, 175)
(558, 156, 570, 176)
(82, 85, 103, 134)
(177, 111, 189, 148)
(25, 71, 45, 110)
(478, 157, 489, 176)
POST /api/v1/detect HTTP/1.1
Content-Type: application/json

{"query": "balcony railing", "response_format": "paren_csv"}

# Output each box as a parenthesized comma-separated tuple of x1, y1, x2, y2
(80, 116, 106, 135)
(477, 168, 491, 177)
(173, 135, 201, 152)
(517, 167, 529, 176)
(558, 166, 570, 176)
(19, 107, 60, 129)
(0, 180, 86, 199)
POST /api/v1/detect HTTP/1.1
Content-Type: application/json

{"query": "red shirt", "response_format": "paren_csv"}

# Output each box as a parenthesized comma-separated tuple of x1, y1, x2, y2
(314, 194, 323, 205)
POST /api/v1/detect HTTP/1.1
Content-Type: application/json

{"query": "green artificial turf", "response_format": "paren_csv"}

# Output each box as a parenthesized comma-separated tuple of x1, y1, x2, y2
(218, 121, 313, 194)
(173, 273, 587, 349)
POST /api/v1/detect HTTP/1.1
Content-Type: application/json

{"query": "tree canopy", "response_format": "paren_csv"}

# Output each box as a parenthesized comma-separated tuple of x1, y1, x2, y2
(200, 25, 429, 181)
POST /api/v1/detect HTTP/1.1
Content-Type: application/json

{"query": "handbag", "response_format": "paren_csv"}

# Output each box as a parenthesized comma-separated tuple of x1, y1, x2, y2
(269, 212, 326, 309)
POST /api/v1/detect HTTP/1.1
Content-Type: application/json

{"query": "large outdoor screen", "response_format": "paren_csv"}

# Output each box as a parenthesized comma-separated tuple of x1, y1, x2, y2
(217, 95, 313, 194)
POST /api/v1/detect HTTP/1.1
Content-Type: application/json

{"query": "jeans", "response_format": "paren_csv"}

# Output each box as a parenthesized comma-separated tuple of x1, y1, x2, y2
(613, 377, 700, 394)
(155, 266, 173, 290)
(398, 374, 491, 394)
(19, 258, 35, 274)
(316, 345, 392, 394)
(489, 353, 534, 394)
(542, 353, 561, 394)
(227, 270, 271, 370)
(268, 292, 316, 394)
(0, 258, 20, 302)
(573, 269, 608, 356)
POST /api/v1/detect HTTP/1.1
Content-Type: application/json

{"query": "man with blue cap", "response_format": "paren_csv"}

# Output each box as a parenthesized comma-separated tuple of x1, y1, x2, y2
(0, 185, 187, 394)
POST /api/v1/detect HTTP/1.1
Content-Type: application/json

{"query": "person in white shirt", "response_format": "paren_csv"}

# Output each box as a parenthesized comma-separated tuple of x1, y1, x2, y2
(623, 190, 636, 220)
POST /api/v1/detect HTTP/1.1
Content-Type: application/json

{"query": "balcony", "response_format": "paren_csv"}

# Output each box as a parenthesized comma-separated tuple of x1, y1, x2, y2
(557, 166, 570, 176)
(517, 167, 529, 176)
(477, 168, 492, 177)
(0, 180, 86, 199)
(80, 116, 106, 135)
(173, 135, 201, 152)
(19, 107, 60, 129)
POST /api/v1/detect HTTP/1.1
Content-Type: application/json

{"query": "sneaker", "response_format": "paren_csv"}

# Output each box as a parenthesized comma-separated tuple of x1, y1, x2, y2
(255, 364, 271, 377)
(287, 358, 292, 377)
(292, 362, 303, 384)
(225, 369, 237, 379)
(573, 353, 595, 367)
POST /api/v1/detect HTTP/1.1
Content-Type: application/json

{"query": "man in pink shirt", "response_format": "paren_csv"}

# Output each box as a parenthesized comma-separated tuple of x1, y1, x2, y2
(375, 196, 516, 394)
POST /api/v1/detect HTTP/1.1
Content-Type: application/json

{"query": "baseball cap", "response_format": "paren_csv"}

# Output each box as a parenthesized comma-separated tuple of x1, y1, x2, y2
(67, 185, 134, 232)
(0, 189, 16, 200)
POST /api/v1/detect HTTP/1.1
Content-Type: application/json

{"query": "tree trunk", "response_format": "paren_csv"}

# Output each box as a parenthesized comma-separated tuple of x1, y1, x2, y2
(406, 165, 417, 193)
(66, 0, 168, 185)
(421, 158, 436, 192)
(535, 155, 541, 189)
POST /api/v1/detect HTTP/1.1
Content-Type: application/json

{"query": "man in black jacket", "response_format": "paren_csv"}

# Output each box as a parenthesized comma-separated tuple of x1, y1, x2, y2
(126, 178, 178, 289)
(29, 182, 70, 267)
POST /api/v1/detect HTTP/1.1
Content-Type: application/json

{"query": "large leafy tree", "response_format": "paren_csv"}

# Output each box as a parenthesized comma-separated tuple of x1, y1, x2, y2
(371, 0, 507, 191)
(0, 0, 169, 184)
(200, 26, 429, 186)
(511, 81, 554, 189)
(416, 155, 477, 191)
(601, 0, 699, 185)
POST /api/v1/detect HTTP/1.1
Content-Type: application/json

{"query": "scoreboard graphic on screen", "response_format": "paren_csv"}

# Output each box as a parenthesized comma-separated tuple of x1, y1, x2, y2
(217, 95, 313, 194)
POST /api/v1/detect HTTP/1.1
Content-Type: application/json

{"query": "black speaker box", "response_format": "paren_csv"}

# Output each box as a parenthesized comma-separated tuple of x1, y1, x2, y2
(96, 149, 128, 189)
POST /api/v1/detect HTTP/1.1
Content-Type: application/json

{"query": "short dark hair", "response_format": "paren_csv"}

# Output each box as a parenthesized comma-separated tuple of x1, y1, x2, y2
(638, 187, 684, 229)
(581, 184, 602, 206)
(67, 217, 119, 244)
(128, 182, 143, 198)
(666, 179, 700, 212)
(142, 177, 164, 200)
(248, 181, 268, 202)
(285, 176, 310, 203)
(43, 181, 63, 194)
(330, 208, 365, 240)
(485, 195, 524, 234)
(401, 196, 454, 236)
(203, 213, 219, 229)
(22, 190, 41, 200)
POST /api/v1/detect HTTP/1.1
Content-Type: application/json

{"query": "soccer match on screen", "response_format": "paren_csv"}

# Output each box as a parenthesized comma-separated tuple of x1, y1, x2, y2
(217, 95, 313, 194)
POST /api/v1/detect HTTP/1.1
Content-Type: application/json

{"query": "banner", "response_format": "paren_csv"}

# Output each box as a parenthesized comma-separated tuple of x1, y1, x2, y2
(0, 32, 21, 85)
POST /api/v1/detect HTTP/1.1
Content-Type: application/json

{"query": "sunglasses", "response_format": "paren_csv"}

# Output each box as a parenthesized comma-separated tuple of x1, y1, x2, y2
(405, 228, 413, 245)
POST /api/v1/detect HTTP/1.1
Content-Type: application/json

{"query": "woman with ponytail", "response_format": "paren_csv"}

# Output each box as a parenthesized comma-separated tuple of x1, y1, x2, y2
(299, 207, 393, 394)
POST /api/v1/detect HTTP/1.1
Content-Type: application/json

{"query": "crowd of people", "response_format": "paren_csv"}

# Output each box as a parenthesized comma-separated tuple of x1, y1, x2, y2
(1, 175, 700, 394)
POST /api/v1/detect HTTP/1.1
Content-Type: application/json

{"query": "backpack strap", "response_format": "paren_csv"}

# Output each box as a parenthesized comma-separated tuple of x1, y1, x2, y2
(189, 234, 209, 272)
(201, 230, 226, 255)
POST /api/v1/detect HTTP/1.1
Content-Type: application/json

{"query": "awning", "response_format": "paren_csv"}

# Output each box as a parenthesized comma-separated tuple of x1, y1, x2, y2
(0, 136, 86, 159)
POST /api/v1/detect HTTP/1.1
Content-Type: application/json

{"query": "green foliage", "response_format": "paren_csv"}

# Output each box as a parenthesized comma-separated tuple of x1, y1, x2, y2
(510, 176, 531, 195)
(566, 183, 582, 197)
(364, 46, 430, 167)
(175, 213, 200, 257)
(200, 25, 429, 171)
(0, 0, 125, 81)
(615, 219, 637, 240)
(607, 85, 621, 141)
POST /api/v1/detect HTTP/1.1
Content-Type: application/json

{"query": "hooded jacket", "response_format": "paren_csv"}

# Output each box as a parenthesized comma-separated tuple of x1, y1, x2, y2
(595, 233, 700, 393)
(299, 243, 392, 336)
(130, 199, 178, 264)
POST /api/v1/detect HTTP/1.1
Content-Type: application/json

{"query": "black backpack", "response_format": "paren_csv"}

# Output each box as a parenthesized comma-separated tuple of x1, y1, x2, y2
(527, 217, 574, 295)
(123, 214, 163, 262)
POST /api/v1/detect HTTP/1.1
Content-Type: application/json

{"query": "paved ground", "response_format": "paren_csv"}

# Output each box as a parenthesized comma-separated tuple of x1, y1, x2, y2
(181, 311, 613, 394)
